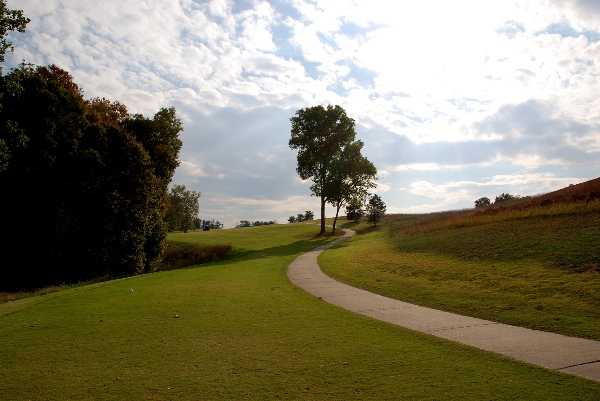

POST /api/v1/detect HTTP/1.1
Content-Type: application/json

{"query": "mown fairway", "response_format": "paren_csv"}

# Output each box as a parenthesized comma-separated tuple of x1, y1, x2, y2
(2, 224, 600, 400)
(321, 209, 600, 340)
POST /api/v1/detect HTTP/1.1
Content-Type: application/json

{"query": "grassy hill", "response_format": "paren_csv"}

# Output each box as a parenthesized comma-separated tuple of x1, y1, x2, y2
(2, 224, 599, 400)
(321, 179, 600, 340)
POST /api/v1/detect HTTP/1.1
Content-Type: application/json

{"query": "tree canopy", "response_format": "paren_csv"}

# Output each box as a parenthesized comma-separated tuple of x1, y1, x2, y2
(0, 0, 29, 65)
(289, 105, 358, 234)
(474, 197, 491, 208)
(366, 194, 386, 226)
(0, 64, 182, 289)
(165, 184, 201, 233)
(325, 140, 376, 233)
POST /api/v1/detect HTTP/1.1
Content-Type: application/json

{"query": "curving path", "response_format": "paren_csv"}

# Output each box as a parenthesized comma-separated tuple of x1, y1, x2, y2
(288, 228, 600, 383)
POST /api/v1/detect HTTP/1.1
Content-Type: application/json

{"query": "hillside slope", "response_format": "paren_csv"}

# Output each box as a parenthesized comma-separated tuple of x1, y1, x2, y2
(322, 181, 600, 340)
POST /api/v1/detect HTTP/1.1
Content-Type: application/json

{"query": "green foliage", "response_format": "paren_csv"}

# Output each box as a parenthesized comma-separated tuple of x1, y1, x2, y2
(158, 242, 231, 270)
(346, 197, 365, 221)
(288, 215, 296, 223)
(474, 196, 491, 208)
(495, 192, 517, 204)
(366, 194, 386, 226)
(165, 184, 200, 232)
(304, 210, 314, 220)
(0, 65, 182, 290)
(289, 104, 357, 234)
(0, 0, 29, 65)
(326, 140, 376, 232)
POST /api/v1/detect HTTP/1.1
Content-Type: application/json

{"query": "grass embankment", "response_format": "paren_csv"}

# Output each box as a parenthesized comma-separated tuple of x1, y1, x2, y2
(2, 224, 600, 400)
(321, 203, 600, 340)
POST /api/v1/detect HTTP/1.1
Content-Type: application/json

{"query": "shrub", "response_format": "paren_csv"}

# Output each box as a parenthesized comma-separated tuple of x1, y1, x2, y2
(158, 242, 232, 271)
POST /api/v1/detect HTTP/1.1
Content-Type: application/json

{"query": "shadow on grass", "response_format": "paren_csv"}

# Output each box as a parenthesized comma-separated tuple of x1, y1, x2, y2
(229, 236, 334, 263)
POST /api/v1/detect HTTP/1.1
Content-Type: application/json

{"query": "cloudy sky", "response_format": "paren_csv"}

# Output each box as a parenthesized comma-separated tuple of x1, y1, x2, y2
(7, 0, 600, 225)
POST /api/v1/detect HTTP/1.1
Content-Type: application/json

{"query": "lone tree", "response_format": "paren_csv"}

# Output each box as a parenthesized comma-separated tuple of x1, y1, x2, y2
(346, 197, 365, 222)
(289, 105, 357, 235)
(474, 197, 491, 209)
(366, 194, 386, 226)
(326, 140, 376, 233)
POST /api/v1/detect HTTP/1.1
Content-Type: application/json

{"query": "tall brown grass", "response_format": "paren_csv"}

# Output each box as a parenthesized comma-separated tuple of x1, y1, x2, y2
(391, 200, 600, 235)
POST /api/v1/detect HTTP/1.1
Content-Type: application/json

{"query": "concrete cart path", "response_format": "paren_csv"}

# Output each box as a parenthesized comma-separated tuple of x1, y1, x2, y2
(288, 228, 600, 383)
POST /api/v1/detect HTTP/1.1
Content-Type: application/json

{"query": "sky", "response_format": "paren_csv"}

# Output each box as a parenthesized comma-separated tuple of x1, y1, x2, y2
(6, 0, 600, 226)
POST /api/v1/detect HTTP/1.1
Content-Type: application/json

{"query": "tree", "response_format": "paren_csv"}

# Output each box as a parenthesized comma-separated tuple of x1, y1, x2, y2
(289, 105, 357, 235)
(304, 210, 314, 221)
(288, 216, 296, 224)
(495, 193, 516, 204)
(296, 213, 305, 223)
(326, 140, 376, 233)
(0, 0, 29, 65)
(164, 184, 200, 232)
(474, 197, 491, 209)
(346, 197, 365, 222)
(0, 65, 182, 290)
(366, 194, 386, 227)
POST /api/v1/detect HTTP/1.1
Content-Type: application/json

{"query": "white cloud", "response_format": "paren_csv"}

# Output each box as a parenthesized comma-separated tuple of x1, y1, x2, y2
(6, 0, 599, 220)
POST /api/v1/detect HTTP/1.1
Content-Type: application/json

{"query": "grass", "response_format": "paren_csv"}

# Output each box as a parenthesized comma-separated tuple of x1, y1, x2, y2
(2, 224, 600, 400)
(320, 207, 600, 341)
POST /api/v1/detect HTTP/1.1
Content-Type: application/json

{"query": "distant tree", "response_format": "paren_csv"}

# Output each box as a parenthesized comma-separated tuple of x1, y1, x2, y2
(304, 210, 314, 221)
(296, 213, 305, 223)
(252, 220, 275, 226)
(474, 197, 491, 209)
(0, 65, 182, 290)
(201, 219, 223, 231)
(290, 105, 357, 235)
(164, 185, 200, 233)
(238, 220, 252, 228)
(0, 0, 30, 65)
(326, 140, 377, 233)
(346, 197, 365, 222)
(366, 194, 386, 227)
(288, 216, 296, 224)
(495, 193, 517, 204)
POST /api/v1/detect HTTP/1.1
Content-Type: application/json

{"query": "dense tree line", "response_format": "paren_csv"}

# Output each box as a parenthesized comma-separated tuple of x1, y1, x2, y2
(237, 220, 275, 227)
(0, 64, 183, 289)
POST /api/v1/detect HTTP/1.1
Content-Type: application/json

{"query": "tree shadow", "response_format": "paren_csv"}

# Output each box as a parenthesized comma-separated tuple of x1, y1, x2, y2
(230, 236, 334, 263)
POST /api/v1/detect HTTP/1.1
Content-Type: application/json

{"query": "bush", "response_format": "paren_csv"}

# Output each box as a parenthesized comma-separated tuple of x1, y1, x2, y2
(158, 242, 232, 271)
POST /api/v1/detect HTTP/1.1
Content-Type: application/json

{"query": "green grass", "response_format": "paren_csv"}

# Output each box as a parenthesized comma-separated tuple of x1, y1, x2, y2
(320, 210, 600, 340)
(2, 224, 599, 400)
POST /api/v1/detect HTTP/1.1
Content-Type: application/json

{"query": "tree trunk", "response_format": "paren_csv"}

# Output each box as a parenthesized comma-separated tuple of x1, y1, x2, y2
(332, 201, 341, 234)
(320, 196, 326, 235)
